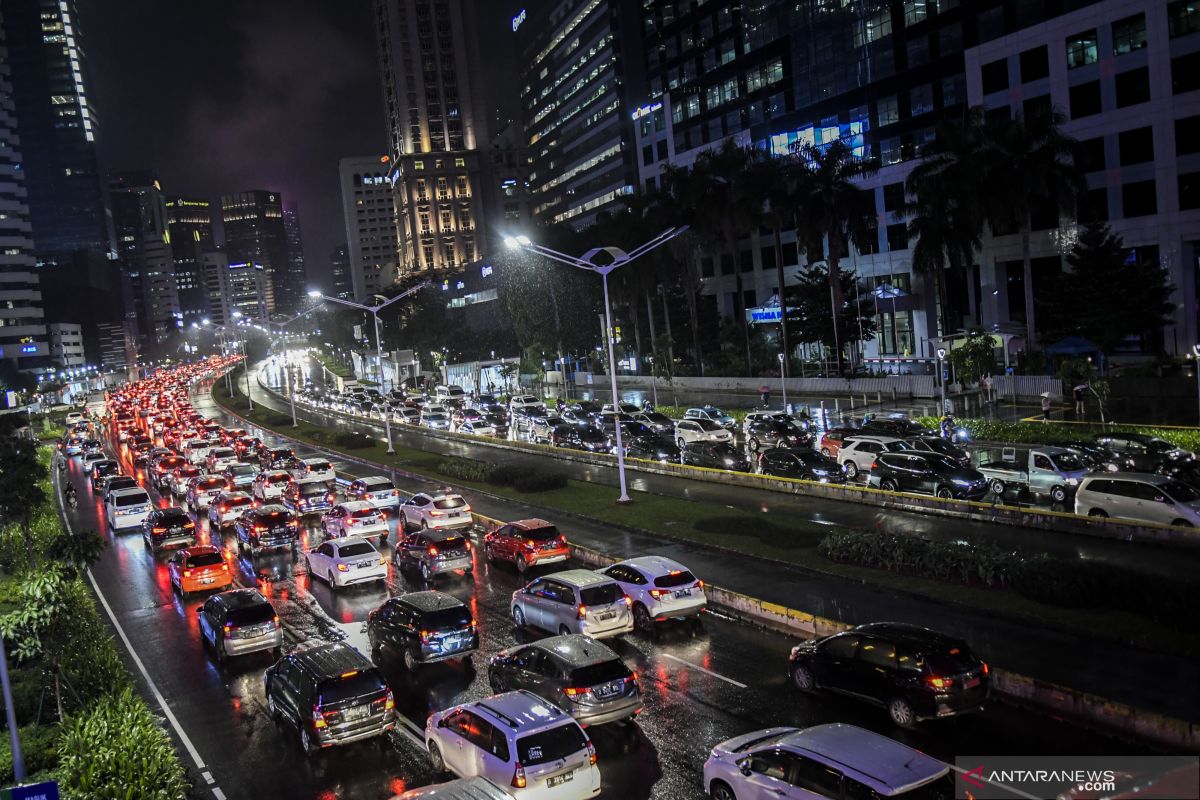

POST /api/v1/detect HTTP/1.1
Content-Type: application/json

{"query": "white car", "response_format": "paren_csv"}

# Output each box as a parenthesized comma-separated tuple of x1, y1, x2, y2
(306, 537, 387, 589)
(599, 556, 706, 631)
(674, 418, 733, 447)
(321, 501, 389, 543)
(837, 436, 912, 480)
(252, 470, 291, 503)
(458, 420, 497, 437)
(183, 438, 213, 466)
(425, 691, 600, 799)
(288, 456, 335, 484)
(509, 394, 545, 414)
(207, 491, 254, 528)
(347, 476, 400, 512)
(683, 406, 736, 429)
(205, 447, 238, 473)
(65, 411, 86, 426)
(400, 492, 472, 531)
(420, 410, 451, 430)
(105, 487, 152, 531)
(393, 407, 421, 425)
(168, 466, 202, 498)
(222, 462, 258, 490)
(742, 409, 792, 434)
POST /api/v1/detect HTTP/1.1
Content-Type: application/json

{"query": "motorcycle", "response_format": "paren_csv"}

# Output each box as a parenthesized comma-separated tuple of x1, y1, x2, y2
(64, 486, 78, 509)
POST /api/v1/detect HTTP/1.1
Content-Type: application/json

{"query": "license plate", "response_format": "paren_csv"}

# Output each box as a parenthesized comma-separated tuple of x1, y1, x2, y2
(448, 511, 460, 518)
(344, 705, 367, 720)
(547, 771, 574, 788)
(355, 561, 373, 569)
(200, 577, 214, 584)
(595, 683, 618, 698)
(598, 612, 615, 621)
(674, 589, 691, 599)
(965, 677, 981, 689)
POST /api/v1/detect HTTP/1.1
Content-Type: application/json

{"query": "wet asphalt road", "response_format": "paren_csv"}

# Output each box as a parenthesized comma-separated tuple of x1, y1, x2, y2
(57, 381, 1159, 800)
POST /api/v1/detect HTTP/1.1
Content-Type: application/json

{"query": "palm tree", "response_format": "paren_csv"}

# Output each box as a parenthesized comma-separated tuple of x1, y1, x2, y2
(657, 166, 709, 375)
(795, 140, 878, 375)
(979, 108, 1082, 351)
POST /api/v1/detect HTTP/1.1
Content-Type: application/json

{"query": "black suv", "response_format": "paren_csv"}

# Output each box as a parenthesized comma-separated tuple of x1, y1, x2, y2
(867, 451, 988, 499)
(758, 448, 845, 482)
(141, 507, 196, 551)
(263, 642, 394, 755)
(366, 591, 478, 671)
(858, 418, 934, 438)
(552, 424, 611, 453)
(788, 622, 989, 728)
(233, 504, 299, 556)
(258, 445, 295, 470)
(745, 419, 812, 452)
(680, 442, 751, 472)
(1093, 433, 1194, 473)
(89, 459, 120, 492)
(624, 433, 680, 463)
(905, 435, 970, 466)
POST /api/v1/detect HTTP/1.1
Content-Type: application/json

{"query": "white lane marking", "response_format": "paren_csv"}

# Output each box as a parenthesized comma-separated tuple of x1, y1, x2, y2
(202, 771, 214, 784)
(947, 765, 1041, 800)
(661, 653, 747, 688)
(213, 788, 227, 800)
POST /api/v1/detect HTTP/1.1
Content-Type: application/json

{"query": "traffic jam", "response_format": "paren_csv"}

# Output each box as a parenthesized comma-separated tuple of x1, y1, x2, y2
(57, 357, 1133, 800)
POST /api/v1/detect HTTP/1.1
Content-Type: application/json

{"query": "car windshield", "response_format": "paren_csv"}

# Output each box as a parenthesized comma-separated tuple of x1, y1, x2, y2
(522, 525, 559, 541)
(228, 465, 255, 475)
(186, 552, 223, 567)
(1050, 452, 1084, 471)
(317, 669, 386, 708)
(421, 606, 472, 630)
(159, 510, 190, 525)
(337, 542, 376, 558)
(307, 461, 331, 471)
(1164, 479, 1200, 503)
(517, 722, 587, 766)
(433, 496, 467, 510)
(570, 659, 629, 687)
(300, 485, 328, 497)
(114, 492, 149, 507)
(579, 582, 623, 605)
(653, 570, 696, 588)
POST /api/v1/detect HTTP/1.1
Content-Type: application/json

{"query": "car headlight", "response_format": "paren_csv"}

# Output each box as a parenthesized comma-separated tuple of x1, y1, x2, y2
(1066, 477, 1079, 485)
(812, 469, 828, 476)
(951, 478, 972, 486)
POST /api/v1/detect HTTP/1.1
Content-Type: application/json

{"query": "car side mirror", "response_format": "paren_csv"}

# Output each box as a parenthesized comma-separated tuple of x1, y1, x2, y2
(737, 758, 752, 777)
(194, 607, 203, 615)
(437, 718, 449, 729)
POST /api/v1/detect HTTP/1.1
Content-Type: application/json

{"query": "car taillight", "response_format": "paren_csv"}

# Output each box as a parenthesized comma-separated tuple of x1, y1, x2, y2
(982, 662, 989, 675)
(254, 525, 266, 533)
(648, 589, 667, 599)
(272, 615, 280, 628)
(622, 594, 632, 606)
(312, 706, 328, 729)
(152, 526, 166, 534)
(586, 739, 597, 766)
(927, 675, 951, 690)
(427, 545, 439, 557)
(183, 569, 192, 578)
(429, 510, 444, 517)
(220, 563, 229, 572)
(576, 604, 587, 620)
(556, 536, 567, 546)
(511, 763, 527, 789)
(563, 686, 589, 698)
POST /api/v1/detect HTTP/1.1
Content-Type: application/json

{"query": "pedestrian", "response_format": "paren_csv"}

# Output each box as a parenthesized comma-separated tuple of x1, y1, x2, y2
(759, 385, 771, 407)
(1041, 393, 1052, 423)
(1073, 383, 1087, 416)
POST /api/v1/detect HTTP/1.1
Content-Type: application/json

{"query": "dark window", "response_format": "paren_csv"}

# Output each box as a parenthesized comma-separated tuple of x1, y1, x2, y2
(1069, 80, 1102, 118)
(820, 634, 859, 659)
(1118, 128, 1154, 166)
(985, 106, 1012, 129)
(760, 246, 776, 270)
(642, 145, 653, 166)
(720, 253, 734, 275)
(1122, 180, 1157, 217)
(1019, 46, 1049, 82)
(1169, 0, 1200, 38)
(781, 242, 799, 265)
(883, 182, 905, 213)
(700, 256, 714, 277)
(1179, 173, 1200, 210)
(857, 637, 897, 668)
(740, 250, 754, 271)
(981, 58, 1009, 94)
(1066, 29, 1098, 69)
(791, 754, 843, 796)
(1176, 115, 1200, 154)
(886, 223, 908, 251)
(1075, 137, 1106, 172)
(1173, 52, 1200, 94)
(1023, 94, 1051, 121)
(517, 723, 587, 766)
(1080, 187, 1109, 223)
(1115, 67, 1150, 107)
(1112, 13, 1147, 55)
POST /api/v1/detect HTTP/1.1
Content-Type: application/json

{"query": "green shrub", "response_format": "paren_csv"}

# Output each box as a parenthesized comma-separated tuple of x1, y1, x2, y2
(512, 468, 567, 493)
(914, 417, 1200, 452)
(0, 723, 63, 785)
(58, 688, 189, 800)
(694, 516, 825, 548)
(333, 431, 374, 449)
(436, 457, 511, 486)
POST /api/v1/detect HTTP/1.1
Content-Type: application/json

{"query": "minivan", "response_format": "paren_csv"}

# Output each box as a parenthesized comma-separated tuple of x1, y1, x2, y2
(367, 591, 478, 671)
(1074, 473, 1200, 527)
(105, 487, 152, 531)
(511, 570, 634, 640)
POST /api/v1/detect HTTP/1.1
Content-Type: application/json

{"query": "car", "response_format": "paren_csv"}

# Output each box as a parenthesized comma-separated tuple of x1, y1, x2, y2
(434, 384, 467, 405)
(623, 433, 680, 463)
(551, 424, 612, 453)
(421, 410, 452, 430)
(817, 428, 856, 457)
(283, 479, 336, 515)
(400, 491, 472, 532)
(367, 590, 478, 670)
(186, 475, 230, 512)
(526, 414, 563, 444)
(105, 487, 152, 531)
(168, 464, 202, 497)
(391, 777, 514, 800)
(488, 635, 641, 729)
(82, 451, 107, 471)
(89, 459, 120, 492)
(133, 443, 167, 468)
(600, 556, 706, 631)
(394, 528, 474, 581)
(205, 447, 238, 473)
(1073, 473, 1200, 527)
(258, 445, 295, 470)
(674, 418, 733, 447)
(485, 518, 569, 574)
(788, 622, 989, 727)
(1093, 433, 1194, 473)
(264, 642, 394, 755)
(680, 442, 751, 472)
(197, 588, 282, 663)
(459, 419, 498, 437)
(64, 410, 86, 426)
(424, 691, 600, 798)
(868, 451, 989, 500)
(683, 406, 736, 430)
(306, 536, 387, 589)
(836, 436, 913, 480)
(233, 435, 261, 459)
(758, 448, 846, 482)
(182, 438, 213, 466)
(207, 491, 255, 528)
(62, 435, 84, 455)
(703, 723, 951, 800)
(744, 419, 813, 452)
(167, 545, 232, 598)
(288, 456, 335, 484)
(512, 570, 634, 640)
(632, 411, 674, 434)
(234, 504, 299, 555)
(141, 507, 196, 551)
(251, 469, 291, 503)
(858, 417, 935, 438)
(905, 435, 970, 465)
(101, 475, 141, 504)
(509, 394, 545, 413)
(221, 462, 258, 490)
(347, 476, 399, 512)
(394, 407, 422, 425)
(321, 501, 389, 544)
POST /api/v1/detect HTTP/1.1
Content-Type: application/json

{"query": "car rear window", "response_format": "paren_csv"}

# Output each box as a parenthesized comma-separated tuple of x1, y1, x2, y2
(187, 552, 224, 567)
(517, 723, 587, 766)
(226, 604, 275, 626)
(419, 606, 472, 631)
(114, 492, 149, 507)
(338, 542, 376, 558)
(433, 497, 466, 510)
(365, 480, 395, 491)
(259, 511, 290, 524)
(159, 511, 190, 525)
(925, 646, 981, 675)
(271, 449, 293, 458)
(267, 473, 289, 483)
(522, 525, 560, 542)
(570, 659, 630, 687)
(351, 508, 379, 518)
(579, 583, 622, 606)
(307, 461, 331, 471)
(227, 495, 252, 506)
(652, 570, 697, 589)
(316, 669, 386, 708)
(435, 535, 468, 552)
(229, 465, 255, 475)
(301, 484, 328, 496)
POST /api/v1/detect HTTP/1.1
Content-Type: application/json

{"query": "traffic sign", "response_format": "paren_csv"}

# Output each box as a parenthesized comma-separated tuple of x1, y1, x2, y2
(1, 781, 59, 800)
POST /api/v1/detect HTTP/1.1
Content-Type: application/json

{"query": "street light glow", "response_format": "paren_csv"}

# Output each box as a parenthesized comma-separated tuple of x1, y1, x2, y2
(307, 289, 323, 298)
(504, 235, 532, 249)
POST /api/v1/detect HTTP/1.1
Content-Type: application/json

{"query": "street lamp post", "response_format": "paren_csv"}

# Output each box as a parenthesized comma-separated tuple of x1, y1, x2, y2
(778, 352, 788, 413)
(936, 347, 948, 415)
(505, 227, 689, 504)
(309, 282, 429, 454)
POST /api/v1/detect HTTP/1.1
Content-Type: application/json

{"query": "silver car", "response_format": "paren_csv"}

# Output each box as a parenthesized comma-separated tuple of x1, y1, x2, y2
(394, 528, 474, 581)
(1074, 473, 1200, 527)
(196, 588, 282, 662)
(511, 569, 634, 640)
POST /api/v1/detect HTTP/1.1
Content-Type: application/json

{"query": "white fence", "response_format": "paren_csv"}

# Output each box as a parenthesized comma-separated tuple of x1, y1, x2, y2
(992, 375, 1063, 400)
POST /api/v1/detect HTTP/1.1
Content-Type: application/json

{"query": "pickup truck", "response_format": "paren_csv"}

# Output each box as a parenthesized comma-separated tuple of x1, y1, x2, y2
(975, 446, 1090, 503)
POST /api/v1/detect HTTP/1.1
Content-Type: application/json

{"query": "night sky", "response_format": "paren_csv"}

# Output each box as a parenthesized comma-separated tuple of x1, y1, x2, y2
(83, 0, 522, 291)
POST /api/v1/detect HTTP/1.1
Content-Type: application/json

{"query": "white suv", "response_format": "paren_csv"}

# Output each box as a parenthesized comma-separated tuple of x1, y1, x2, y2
(509, 395, 545, 413)
(837, 436, 911, 480)
(425, 690, 600, 799)
(400, 492, 472, 531)
(599, 556, 706, 631)
(105, 487, 152, 531)
(512, 570, 634, 640)
(674, 418, 733, 447)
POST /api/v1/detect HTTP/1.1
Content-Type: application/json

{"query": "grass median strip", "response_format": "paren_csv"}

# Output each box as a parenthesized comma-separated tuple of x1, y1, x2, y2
(213, 382, 1200, 659)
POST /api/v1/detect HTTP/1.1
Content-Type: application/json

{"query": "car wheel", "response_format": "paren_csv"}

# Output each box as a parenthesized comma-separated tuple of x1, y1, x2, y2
(791, 663, 815, 692)
(888, 697, 916, 728)
(633, 603, 653, 632)
(267, 693, 280, 719)
(420, 562, 432, 582)
(558, 625, 571, 636)
(300, 726, 316, 756)
(427, 741, 445, 774)
(844, 461, 858, 479)
(990, 479, 1006, 496)
(820, 447, 831, 456)
(676, 437, 686, 449)
(327, 570, 337, 589)
(1171, 519, 1194, 528)
(512, 606, 526, 627)
(1088, 508, 1108, 519)
(517, 554, 529, 574)
(485, 543, 495, 563)
(935, 487, 954, 500)
(748, 438, 760, 452)
(880, 479, 898, 492)
(215, 638, 227, 664)
(710, 780, 738, 800)
(1050, 485, 1068, 504)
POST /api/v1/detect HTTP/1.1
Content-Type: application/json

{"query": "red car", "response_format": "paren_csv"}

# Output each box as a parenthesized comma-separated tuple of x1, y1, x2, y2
(483, 518, 569, 574)
(817, 428, 856, 458)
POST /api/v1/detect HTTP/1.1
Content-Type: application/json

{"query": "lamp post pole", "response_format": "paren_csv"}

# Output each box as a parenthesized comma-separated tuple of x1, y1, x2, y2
(936, 347, 948, 416)
(778, 352, 788, 413)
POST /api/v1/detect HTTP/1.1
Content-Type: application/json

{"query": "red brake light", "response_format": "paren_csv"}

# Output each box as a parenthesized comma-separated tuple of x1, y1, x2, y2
(648, 589, 667, 599)
(586, 739, 597, 766)
(183, 569, 192, 578)
(427, 546, 439, 557)
(576, 604, 587, 620)
(563, 687, 588, 698)
(511, 763, 527, 789)
(982, 662, 989, 675)
(927, 675, 951, 690)
(152, 527, 167, 534)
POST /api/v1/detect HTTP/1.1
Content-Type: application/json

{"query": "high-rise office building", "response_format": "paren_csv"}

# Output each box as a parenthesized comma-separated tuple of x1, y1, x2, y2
(226, 261, 268, 322)
(47, 321, 82, 368)
(515, 0, 645, 228)
(109, 171, 180, 350)
(0, 0, 108, 258)
(0, 15, 48, 373)
(339, 155, 401, 299)
(220, 189, 290, 313)
(373, 0, 489, 274)
(199, 251, 229, 327)
(166, 196, 214, 327)
(283, 208, 306, 304)
(329, 244, 352, 299)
